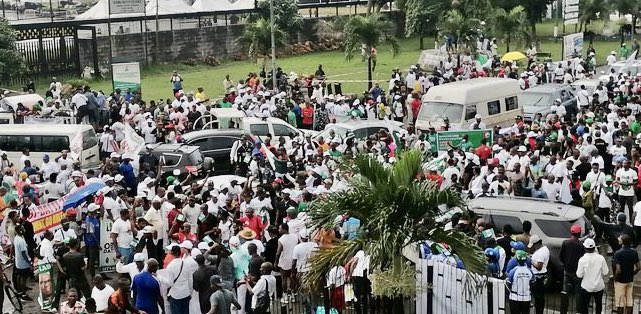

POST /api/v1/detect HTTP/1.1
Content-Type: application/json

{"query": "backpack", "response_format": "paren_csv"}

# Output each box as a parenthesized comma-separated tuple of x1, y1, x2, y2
(255, 278, 272, 310)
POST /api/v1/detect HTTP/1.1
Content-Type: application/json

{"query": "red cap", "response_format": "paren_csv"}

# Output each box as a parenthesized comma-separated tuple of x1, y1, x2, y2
(570, 224, 581, 234)
(273, 178, 283, 184)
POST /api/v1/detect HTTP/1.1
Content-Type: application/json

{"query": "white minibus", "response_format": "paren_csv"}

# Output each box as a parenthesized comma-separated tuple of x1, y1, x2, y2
(416, 78, 522, 131)
(0, 124, 100, 170)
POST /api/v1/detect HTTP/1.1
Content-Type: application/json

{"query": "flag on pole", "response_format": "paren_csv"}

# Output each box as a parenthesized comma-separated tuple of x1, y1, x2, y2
(120, 124, 145, 176)
(560, 176, 573, 204)
(69, 128, 83, 161)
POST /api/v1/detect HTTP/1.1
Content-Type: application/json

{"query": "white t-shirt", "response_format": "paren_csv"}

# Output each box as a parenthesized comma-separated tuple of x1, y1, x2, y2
(531, 246, 550, 274)
(616, 168, 637, 196)
(292, 241, 318, 273)
(111, 218, 134, 248)
(91, 285, 115, 312)
(633, 202, 641, 226)
(53, 228, 77, 243)
(541, 181, 561, 200)
(352, 250, 370, 277)
(277, 233, 300, 271)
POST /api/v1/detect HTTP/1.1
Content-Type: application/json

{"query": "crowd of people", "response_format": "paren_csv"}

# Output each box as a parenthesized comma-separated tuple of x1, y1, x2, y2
(2, 39, 641, 314)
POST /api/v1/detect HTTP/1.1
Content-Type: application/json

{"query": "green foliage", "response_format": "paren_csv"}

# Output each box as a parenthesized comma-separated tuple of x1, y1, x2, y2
(489, 6, 533, 51)
(314, 16, 349, 41)
(439, 9, 482, 53)
(343, 14, 400, 60)
(237, 18, 288, 59)
(0, 18, 24, 84)
(303, 150, 487, 296)
(255, 0, 303, 38)
(579, 0, 610, 31)
(488, 0, 551, 35)
(403, 0, 447, 37)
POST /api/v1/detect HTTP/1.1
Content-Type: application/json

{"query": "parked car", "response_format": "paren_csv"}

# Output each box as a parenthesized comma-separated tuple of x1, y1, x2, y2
(142, 143, 213, 177)
(468, 196, 593, 283)
(521, 84, 577, 122)
(181, 129, 254, 175)
(312, 120, 404, 143)
(570, 78, 602, 96)
(598, 60, 641, 81)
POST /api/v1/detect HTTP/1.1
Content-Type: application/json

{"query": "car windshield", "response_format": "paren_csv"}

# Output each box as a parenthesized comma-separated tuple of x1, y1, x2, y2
(315, 126, 349, 140)
(418, 102, 463, 123)
(521, 92, 552, 107)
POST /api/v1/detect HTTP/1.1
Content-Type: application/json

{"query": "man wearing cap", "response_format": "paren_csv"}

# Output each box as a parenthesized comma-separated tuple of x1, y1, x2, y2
(209, 274, 241, 314)
(576, 238, 608, 314)
(292, 228, 318, 313)
(116, 252, 147, 281)
(84, 204, 100, 277)
(132, 258, 164, 314)
(506, 250, 534, 314)
(550, 98, 566, 118)
(53, 218, 77, 244)
(528, 234, 549, 314)
(559, 225, 585, 312)
(161, 241, 197, 314)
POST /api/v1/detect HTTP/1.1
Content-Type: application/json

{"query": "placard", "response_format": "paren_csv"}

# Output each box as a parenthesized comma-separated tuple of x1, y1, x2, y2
(109, 0, 145, 15)
(112, 62, 141, 93)
(435, 130, 493, 152)
(563, 33, 584, 58)
(37, 262, 56, 311)
(99, 219, 117, 273)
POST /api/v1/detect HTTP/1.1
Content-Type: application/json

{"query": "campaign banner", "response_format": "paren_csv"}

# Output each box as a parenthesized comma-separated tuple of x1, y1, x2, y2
(112, 62, 141, 93)
(99, 219, 117, 273)
(435, 129, 493, 152)
(29, 198, 67, 237)
(563, 33, 583, 58)
(37, 262, 56, 311)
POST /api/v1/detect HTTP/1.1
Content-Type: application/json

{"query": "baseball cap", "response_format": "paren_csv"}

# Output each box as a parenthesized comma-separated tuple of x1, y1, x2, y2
(515, 250, 528, 262)
(197, 242, 209, 251)
(71, 171, 83, 178)
(583, 238, 596, 249)
(528, 234, 542, 248)
(510, 241, 526, 251)
(570, 224, 582, 234)
(133, 253, 146, 262)
(87, 204, 99, 212)
(114, 174, 124, 182)
(210, 275, 224, 286)
(179, 241, 193, 250)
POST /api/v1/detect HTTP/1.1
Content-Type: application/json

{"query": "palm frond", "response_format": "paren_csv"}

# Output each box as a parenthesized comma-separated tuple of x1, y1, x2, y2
(427, 228, 487, 276)
(303, 239, 364, 291)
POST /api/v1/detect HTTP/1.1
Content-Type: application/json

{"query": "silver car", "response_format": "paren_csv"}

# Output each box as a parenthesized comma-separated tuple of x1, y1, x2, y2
(521, 84, 577, 122)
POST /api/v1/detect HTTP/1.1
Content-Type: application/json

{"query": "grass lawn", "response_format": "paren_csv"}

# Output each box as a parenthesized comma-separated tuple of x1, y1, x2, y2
(24, 20, 636, 101)
(41, 37, 428, 101)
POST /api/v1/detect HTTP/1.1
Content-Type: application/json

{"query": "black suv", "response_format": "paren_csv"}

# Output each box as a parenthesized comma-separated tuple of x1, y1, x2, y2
(181, 129, 254, 175)
(142, 143, 213, 177)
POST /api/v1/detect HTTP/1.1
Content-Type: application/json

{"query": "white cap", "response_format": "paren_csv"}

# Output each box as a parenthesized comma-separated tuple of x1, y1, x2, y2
(109, 152, 120, 158)
(71, 171, 83, 178)
(179, 241, 194, 249)
(172, 169, 181, 176)
(583, 238, 596, 249)
(165, 243, 178, 251)
(517, 145, 527, 152)
(114, 174, 124, 182)
(555, 98, 562, 103)
(474, 114, 481, 119)
(492, 144, 501, 151)
(210, 190, 219, 197)
(133, 253, 146, 262)
(143, 177, 155, 185)
(282, 188, 292, 194)
(611, 50, 617, 55)
(87, 203, 99, 212)
(197, 242, 209, 250)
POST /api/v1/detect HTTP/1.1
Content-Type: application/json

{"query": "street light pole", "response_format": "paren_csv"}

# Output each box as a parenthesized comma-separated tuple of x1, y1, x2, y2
(269, 0, 277, 91)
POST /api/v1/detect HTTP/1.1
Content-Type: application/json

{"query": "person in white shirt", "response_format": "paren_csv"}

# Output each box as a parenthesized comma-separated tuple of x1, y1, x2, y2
(53, 219, 77, 244)
(440, 161, 461, 190)
(541, 175, 561, 200)
(116, 253, 147, 283)
(111, 209, 137, 264)
(346, 249, 371, 313)
(90, 275, 115, 313)
(159, 242, 196, 314)
(469, 114, 486, 130)
(576, 85, 590, 108)
(292, 229, 318, 275)
(247, 262, 277, 312)
(606, 51, 617, 65)
(616, 159, 637, 219)
(111, 119, 126, 142)
(585, 163, 605, 192)
(392, 95, 405, 123)
(276, 223, 300, 304)
(39, 230, 55, 263)
(576, 238, 608, 314)
(40, 154, 60, 182)
(551, 99, 566, 117)
(528, 235, 549, 314)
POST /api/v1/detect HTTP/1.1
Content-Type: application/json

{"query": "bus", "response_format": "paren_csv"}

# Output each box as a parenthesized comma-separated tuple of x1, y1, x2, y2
(0, 124, 100, 170)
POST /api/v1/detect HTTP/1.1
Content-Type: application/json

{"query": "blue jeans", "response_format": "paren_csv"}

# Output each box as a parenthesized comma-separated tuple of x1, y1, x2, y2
(119, 247, 133, 264)
(169, 296, 191, 314)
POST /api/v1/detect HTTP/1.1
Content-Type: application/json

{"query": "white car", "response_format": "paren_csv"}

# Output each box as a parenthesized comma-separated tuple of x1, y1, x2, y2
(312, 119, 404, 143)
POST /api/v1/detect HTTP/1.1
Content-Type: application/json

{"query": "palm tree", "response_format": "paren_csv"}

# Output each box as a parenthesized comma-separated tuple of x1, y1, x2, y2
(343, 13, 400, 90)
(304, 150, 486, 311)
(490, 6, 533, 52)
(439, 9, 481, 54)
(578, 0, 610, 32)
(237, 18, 287, 61)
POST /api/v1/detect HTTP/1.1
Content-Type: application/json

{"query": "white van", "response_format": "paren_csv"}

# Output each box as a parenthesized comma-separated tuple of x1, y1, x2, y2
(416, 78, 522, 131)
(0, 124, 100, 170)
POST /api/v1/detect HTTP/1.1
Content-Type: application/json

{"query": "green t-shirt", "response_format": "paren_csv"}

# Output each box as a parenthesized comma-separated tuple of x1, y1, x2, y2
(220, 101, 232, 108)
(631, 121, 641, 135)
(287, 111, 297, 127)
(329, 150, 343, 157)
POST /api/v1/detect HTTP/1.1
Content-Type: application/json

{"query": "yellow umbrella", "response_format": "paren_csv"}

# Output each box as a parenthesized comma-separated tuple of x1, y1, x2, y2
(501, 51, 527, 62)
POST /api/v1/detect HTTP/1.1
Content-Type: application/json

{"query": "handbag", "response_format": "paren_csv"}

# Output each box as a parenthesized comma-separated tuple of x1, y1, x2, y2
(255, 278, 271, 311)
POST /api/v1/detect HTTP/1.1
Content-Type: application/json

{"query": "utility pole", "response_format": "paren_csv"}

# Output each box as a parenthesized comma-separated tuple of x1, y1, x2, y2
(269, 0, 276, 91)
(155, 0, 159, 64)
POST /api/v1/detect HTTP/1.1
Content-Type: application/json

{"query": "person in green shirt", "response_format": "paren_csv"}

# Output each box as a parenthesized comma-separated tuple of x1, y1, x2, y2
(630, 118, 641, 135)
(220, 99, 232, 108)
(619, 43, 630, 59)
(287, 107, 297, 127)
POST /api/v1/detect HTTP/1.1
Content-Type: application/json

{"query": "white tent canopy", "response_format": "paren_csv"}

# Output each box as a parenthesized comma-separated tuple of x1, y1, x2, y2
(76, 0, 195, 20)
(230, 0, 254, 10)
(191, 0, 234, 12)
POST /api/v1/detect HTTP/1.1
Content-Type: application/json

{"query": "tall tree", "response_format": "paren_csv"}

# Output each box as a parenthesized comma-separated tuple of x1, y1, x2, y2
(0, 18, 24, 85)
(611, 0, 639, 34)
(490, 6, 533, 51)
(578, 0, 610, 32)
(403, 0, 449, 49)
(255, 0, 303, 37)
(519, 0, 553, 36)
(343, 13, 399, 89)
(439, 9, 482, 54)
(304, 150, 486, 311)
(237, 18, 287, 60)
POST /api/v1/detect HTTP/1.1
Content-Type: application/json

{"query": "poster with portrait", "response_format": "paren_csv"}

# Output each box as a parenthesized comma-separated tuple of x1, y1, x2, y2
(37, 262, 55, 311)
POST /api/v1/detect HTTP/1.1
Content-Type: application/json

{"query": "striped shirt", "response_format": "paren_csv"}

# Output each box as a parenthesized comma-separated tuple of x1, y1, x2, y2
(507, 265, 534, 301)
